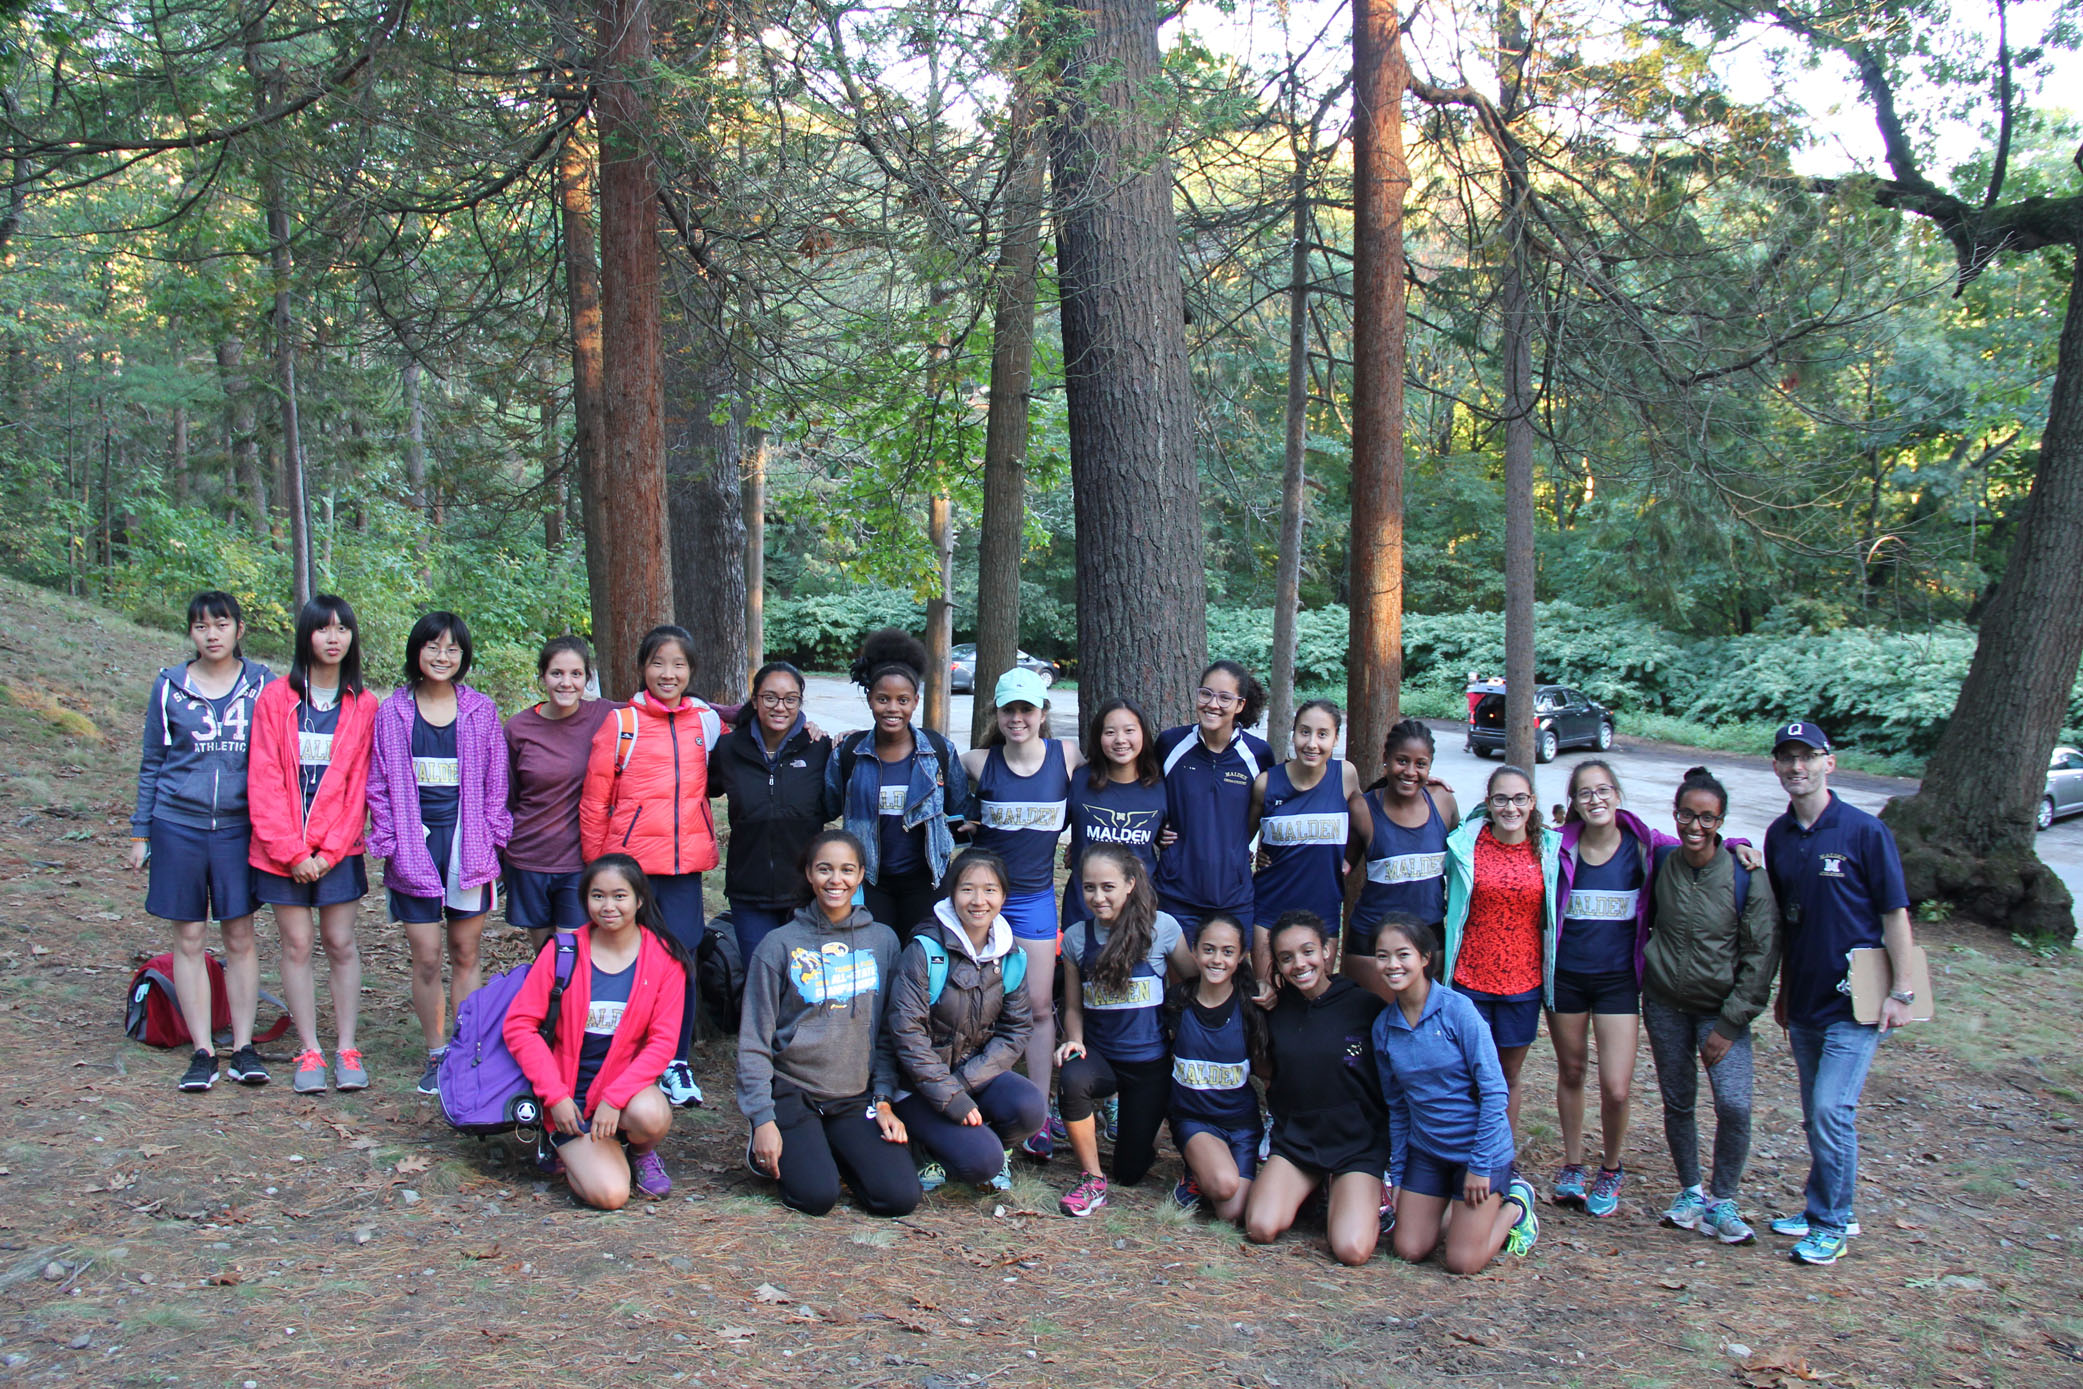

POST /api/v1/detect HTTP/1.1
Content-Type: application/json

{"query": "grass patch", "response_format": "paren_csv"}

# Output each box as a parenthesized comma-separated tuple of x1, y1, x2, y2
(122, 1305, 206, 1332)
(1, 680, 104, 741)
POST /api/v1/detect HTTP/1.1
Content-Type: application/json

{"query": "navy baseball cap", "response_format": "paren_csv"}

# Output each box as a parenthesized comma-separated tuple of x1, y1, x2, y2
(1771, 720, 1832, 753)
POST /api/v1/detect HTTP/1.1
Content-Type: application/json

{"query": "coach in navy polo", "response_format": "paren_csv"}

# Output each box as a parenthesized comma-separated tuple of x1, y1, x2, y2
(1762, 720, 1918, 1266)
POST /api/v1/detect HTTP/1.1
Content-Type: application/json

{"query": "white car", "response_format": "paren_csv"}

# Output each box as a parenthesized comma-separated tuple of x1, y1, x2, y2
(2041, 746, 2083, 830)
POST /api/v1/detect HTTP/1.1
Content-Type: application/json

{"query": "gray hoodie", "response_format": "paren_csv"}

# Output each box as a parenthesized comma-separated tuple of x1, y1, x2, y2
(130, 658, 273, 836)
(736, 903, 902, 1129)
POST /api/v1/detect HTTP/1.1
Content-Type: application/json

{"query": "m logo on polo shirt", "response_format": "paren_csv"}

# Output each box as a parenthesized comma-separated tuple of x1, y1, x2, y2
(1818, 852, 1848, 878)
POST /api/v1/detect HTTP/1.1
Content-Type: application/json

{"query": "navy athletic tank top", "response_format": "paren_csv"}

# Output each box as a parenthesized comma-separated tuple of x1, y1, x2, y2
(975, 740, 1071, 894)
(1557, 843, 1643, 975)
(1073, 918, 1169, 1063)
(1351, 789, 1449, 935)
(1250, 760, 1350, 927)
(1062, 775, 1168, 926)
(1170, 993, 1259, 1130)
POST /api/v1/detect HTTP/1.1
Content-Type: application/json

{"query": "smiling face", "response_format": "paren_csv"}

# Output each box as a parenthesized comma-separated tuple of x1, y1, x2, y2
(417, 629, 464, 686)
(541, 648, 589, 712)
(643, 643, 690, 704)
(1675, 786, 1726, 851)
(1373, 930, 1430, 994)
(1196, 670, 1242, 738)
(1194, 921, 1243, 989)
(1080, 857, 1132, 924)
(1385, 736, 1433, 800)
(755, 668, 804, 737)
(1774, 744, 1833, 798)
(189, 611, 241, 664)
(1486, 771, 1534, 838)
(950, 862, 1007, 935)
(587, 869, 639, 935)
(806, 840, 866, 916)
(1099, 708, 1144, 770)
(869, 675, 918, 734)
(1291, 707, 1338, 766)
(996, 700, 1041, 744)
(1273, 924, 1331, 996)
(1568, 765, 1620, 828)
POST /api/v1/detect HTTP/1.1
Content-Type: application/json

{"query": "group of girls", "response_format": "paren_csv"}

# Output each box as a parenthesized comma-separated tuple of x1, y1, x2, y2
(131, 596, 1777, 1271)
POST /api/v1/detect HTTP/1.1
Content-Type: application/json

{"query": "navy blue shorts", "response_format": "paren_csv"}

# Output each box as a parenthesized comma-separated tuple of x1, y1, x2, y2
(256, 855, 367, 909)
(504, 867, 586, 932)
(1170, 1115, 1263, 1180)
(388, 818, 492, 924)
(1398, 1148, 1515, 1201)
(1550, 967, 1639, 1016)
(144, 821, 259, 923)
(1002, 886, 1059, 942)
(1159, 902, 1252, 947)
(1459, 986, 1543, 1049)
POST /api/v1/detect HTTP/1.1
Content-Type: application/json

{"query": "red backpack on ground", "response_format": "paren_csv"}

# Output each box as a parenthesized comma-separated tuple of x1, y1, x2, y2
(124, 951, 291, 1049)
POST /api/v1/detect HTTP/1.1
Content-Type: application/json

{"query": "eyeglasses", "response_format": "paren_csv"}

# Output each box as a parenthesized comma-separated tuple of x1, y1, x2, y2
(1775, 749, 1827, 767)
(1487, 793, 1534, 809)
(757, 693, 802, 709)
(1196, 687, 1241, 708)
(1674, 809, 1724, 828)
(1572, 786, 1617, 804)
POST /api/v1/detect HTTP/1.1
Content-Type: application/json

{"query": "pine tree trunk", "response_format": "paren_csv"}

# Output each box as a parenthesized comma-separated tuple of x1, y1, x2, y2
(216, 338, 265, 533)
(743, 427, 766, 678)
(170, 405, 188, 504)
(1881, 251, 2083, 936)
(594, 0, 673, 698)
(970, 120, 1045, 747)
(663, 264, 747, 704)
(557, 122, 612, 657)
(1347, 0, 1411, 786)
(266, 176, 314, 610)
(1050, 0, 1206, 728)
(1268, 118, 1312, 748)
(1498, 5, 1537, 774)
(924, 492, 955, 736)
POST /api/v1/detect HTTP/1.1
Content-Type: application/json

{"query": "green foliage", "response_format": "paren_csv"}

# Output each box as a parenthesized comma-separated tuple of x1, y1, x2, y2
(762, 587, 927, 671)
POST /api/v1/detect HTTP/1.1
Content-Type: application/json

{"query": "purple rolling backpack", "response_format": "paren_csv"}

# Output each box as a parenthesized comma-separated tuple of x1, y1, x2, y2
(438, 931, 577, 1145)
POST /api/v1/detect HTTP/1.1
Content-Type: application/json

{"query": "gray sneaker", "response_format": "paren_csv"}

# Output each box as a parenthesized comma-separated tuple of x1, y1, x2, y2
(417, 1050, 445, 1096)
(1698, 1199, 1756, 1245)
(292, 1049, 329, 1095)
(333, 1048, 368, 1091)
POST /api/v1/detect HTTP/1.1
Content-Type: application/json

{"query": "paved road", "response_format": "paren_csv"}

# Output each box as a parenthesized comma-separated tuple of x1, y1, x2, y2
(799, 676, 2083, 936)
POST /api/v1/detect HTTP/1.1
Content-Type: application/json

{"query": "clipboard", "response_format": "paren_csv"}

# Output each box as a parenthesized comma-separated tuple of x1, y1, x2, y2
(1847, 946, 1934, 1024)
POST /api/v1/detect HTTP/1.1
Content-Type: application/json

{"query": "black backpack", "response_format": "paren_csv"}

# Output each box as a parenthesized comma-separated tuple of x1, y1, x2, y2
(696, 915, 745, 1038)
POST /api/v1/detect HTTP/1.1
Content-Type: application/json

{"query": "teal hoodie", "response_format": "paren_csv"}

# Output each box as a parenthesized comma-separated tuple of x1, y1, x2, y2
(1441, 806, 1562, 1009)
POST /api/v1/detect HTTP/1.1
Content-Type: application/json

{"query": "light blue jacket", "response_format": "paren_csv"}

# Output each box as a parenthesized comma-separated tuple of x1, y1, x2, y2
(1441, 806, 1562, 1008)
(1373, 982, 1516, 1186)
(825, 726, 969, 887)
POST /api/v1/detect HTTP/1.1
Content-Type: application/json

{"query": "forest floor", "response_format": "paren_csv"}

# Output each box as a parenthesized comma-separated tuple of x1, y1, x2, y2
(3, 577, 2082, 1389)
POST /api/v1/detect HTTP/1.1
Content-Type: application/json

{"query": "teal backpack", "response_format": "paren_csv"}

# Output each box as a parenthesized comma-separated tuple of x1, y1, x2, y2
(918, 937, 1027, 1004)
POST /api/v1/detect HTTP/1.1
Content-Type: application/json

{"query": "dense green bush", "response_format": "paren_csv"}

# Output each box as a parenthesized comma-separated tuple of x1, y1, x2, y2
(763, 588, 928, 670)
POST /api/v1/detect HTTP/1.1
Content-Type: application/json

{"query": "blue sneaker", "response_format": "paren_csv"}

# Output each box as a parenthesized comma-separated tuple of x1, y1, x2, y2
(660, 1062, 703, 1108)
(1551, 1163, 1588, 1208)
(1661, 1187, 1709, 1230)
(1170, 1175, 1202, 1212)
(1584, 1165, 1625, 1218)
(1771, 1213, 1861, 1238)
(1502, 1178, 1539, 1256)
(917, 1161, 948, 1194)
(1098, 1096, 1119, 1143)
(1699, 1200, 1756, 1245)
(1019, 1128, 1053, 1162)
(1789, 1228, 1847, 1265)
(985, 1150, 1014, 1193)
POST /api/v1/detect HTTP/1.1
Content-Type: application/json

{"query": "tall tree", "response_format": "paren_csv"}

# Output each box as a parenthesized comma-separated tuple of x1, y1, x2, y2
(663, 257, 749, 703)
(1050, 0, 1207, 727)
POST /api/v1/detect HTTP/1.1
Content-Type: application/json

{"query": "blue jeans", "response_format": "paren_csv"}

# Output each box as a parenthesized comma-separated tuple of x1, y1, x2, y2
(1787, 1020, 1881, 1235)
(728, 900, 791, 966)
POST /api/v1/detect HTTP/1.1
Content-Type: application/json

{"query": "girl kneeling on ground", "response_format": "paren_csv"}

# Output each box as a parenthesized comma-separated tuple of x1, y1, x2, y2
(737, 830, 920, 1218)
(1244, 911, 1390, 1267)
(1055, 844, 1199, 1217)
(886, 849, 1043, 1192)
(1371, 914, 1538, 1273)
(1163, 912, 1266, 1224)
(503, 854, 687, 1209)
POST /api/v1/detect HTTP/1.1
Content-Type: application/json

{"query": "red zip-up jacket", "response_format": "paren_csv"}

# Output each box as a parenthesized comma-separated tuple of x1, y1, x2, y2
(246, 679, 376, 877)
(577, 690, 724, 875)
(503, 926, 687, 1119)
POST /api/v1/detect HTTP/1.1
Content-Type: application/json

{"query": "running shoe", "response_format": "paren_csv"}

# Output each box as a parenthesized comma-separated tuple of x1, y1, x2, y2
(631, 1150, 672, 1199)
(1098, 1095, 1119, 1144)
(1379, 1179, 1397, 1237)
(416, 1050, 445, 1096)
(660, 1062, 703, 1108)
(333, 1049, 368, 1091)
(1661, 1187, 1709, 1230)
(1698, 1200, 1756, 1245)
(226, 1044, 271, 1086)
(1789, 1229, 1847, 1265)
(1170, 1175, 1203, 1213)
(1771, 1213, 1861, 1238)
(1019, 1128, 1054, 1162)
(178, 1049, 219, 1092)
(1551, 1163, 1589, 1208)
(1585, 1165, 1625, 1218)
(917, 1161, 948, 1194)
(291, 1049, 328, 1095)
(535, 1145, 566, 1177)
(1059, 1171, 1108, 1218)
(744, 1135, 765, 1178)
(984, 1150, 1014, 1193)
(1503, 1177, 1539, 1256)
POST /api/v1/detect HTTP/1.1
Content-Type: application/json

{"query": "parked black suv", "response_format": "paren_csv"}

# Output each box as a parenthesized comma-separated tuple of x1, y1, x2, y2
(1467, 682, 1615, 764)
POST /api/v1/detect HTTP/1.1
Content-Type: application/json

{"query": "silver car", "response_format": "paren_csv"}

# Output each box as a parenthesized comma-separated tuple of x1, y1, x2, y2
(2041, 746, 2083, 830)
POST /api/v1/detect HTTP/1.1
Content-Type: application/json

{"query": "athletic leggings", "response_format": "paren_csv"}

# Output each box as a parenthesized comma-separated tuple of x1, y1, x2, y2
(1643, 994, 1755, 1202)
(770, 1086, 922, 1218)
(894, 1072, 1048, 1184)
(862, 864, 940, 946)
(1057, 1051, 1172, 1186)
(652, 872, 703, 1063)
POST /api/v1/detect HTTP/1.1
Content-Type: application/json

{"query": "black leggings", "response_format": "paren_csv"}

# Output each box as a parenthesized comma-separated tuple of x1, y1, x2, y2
(1058, 1051, 1172, 1186)
(862, 864, 941, 946)
(771, 1087, 922, 1218)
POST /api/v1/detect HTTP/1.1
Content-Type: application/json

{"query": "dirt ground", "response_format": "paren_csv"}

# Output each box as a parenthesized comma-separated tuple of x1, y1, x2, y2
(3, 578, 2081, 1389)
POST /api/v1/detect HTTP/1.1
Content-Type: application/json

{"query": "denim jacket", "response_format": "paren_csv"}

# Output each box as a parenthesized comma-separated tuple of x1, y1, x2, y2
(825, 726, 969, 887)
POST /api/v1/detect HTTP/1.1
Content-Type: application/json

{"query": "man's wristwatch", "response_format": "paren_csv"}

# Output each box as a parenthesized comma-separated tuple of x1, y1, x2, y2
(1888, 988, 1916, 1005)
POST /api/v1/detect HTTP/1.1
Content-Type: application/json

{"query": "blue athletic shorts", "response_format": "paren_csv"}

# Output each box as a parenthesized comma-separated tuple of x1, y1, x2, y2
(388, 819, 492, 924)
(1398, 1148, 1514, 1201)
(145, 821, 259, 923)
(504, 867, 586, 932)
(1002, 886, 1059, 942)
(1458, 986, 1543, 1049)
(1170, 1115, 1263, 1180)
(255, 855, 368, 909)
